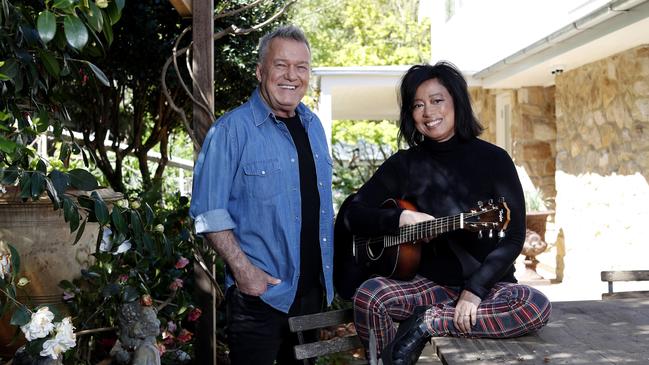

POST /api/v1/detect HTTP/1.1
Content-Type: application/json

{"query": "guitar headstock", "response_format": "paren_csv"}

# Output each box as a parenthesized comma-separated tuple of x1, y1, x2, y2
(464, 198, 510, 238)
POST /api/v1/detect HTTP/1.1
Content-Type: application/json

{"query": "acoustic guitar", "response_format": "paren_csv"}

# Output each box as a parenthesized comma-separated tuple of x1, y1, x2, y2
(333, 195, 510, 299)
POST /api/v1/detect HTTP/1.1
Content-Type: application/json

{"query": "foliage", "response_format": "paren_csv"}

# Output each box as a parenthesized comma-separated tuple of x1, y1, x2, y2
(1, 0, 124, 237)
(331, 120, 399, 207)
(524, 187, 549, 212)
(292, 0, 431, 66)
(58, 193, 204, 364)
(61, 0, 291, 194)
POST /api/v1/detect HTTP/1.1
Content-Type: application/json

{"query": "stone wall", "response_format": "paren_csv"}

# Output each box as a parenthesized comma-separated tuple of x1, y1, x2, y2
(554, 45, 649, 285)
(469, 87, 497, 143)
(512, 87, 557, 206)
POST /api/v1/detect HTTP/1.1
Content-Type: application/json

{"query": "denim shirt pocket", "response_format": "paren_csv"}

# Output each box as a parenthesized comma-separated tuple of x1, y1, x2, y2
(242, 159, 283, 200)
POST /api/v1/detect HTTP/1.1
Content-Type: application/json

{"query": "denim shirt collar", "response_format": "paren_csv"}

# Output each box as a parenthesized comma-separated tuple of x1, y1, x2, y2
(250, 87, 314, 128)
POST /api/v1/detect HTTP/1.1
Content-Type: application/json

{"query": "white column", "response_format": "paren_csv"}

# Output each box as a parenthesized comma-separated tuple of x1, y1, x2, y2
(316, 77, 334, 152)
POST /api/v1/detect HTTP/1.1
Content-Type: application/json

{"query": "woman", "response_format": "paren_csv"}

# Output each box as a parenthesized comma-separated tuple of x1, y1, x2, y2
(343, 62, 552, 365)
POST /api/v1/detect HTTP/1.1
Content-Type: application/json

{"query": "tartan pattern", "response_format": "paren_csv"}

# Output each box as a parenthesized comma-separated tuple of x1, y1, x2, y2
(352, 275, 552, 355)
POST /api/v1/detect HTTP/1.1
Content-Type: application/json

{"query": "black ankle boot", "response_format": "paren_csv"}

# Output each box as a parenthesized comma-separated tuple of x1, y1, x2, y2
(381, 306, 432, 365)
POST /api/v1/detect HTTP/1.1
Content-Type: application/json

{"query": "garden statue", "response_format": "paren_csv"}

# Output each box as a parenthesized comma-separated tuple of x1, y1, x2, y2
(110, 301, 161, 365)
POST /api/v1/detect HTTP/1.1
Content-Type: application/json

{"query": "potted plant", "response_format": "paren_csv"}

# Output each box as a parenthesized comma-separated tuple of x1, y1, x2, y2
(520, 187, 554, 283)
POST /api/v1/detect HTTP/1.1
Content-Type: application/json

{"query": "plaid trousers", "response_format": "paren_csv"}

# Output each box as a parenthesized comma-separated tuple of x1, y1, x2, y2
(352, 275, 552, 355)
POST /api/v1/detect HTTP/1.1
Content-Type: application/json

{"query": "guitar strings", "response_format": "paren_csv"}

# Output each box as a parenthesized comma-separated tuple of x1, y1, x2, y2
(353, 209, 496, 249)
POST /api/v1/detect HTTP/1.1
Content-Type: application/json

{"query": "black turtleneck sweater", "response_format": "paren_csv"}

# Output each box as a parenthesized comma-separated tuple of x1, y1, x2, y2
(344, 136, 526, 299)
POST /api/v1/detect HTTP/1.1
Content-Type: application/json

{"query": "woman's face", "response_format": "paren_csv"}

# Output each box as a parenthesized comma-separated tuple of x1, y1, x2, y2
(412, 78, 455, 142)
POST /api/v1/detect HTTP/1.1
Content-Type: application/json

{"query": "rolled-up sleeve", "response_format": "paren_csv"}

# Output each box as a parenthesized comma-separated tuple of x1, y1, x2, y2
(190, 121, 238, 234)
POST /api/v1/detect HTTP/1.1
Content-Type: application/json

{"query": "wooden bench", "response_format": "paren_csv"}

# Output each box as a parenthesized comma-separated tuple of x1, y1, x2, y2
(288, 308, 369, 364)
(601, 270, 649, 299)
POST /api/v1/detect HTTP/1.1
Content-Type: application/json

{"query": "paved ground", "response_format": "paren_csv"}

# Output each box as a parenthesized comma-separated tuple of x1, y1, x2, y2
(416, 278, 606, 364)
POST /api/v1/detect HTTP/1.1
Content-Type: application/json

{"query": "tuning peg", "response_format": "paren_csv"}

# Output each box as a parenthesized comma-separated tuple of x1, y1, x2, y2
(477, 231, 483, 239)
(489, 229, 493, 238)
(498, 230, 505, 238)
(499, 197, 505, 203)
(477, 200, 483, 208)
(488, 198, 494, 205)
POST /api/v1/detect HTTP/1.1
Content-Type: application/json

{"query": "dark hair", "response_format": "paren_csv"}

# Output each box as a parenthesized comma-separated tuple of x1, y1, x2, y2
(397, 61, 483, 147)
(257, 25, 311, 64)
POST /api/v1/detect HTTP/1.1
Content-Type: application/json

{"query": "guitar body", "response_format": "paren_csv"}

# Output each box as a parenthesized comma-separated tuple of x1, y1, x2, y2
(353, 199, 422, 281)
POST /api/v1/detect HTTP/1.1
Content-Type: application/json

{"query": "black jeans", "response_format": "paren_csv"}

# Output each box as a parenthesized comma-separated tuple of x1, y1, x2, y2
(225, 285, 324, 365)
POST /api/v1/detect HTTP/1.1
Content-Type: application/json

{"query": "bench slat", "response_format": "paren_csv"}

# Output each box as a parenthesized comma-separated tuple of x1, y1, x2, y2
(602, 290, 649, 299)
(288, 308, 354, 332)
(293, 335, 363, 360)
(601, 270, 649, 282)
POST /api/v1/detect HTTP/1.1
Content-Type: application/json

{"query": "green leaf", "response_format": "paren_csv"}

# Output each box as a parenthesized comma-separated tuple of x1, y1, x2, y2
(58, 280, 75, 290)
(69, 207, 80, 232)
(101, 10, 113, 45)
(36, 110, 50, 133)
(115, 0, 126, 11)
(44, 177, 61, 208)
(85, 61, 109, 86)
(37, 49, 61, 78)
(31, 173, 45, 200)
(63, 196, 74, 222)
(111, 208, 128, 234)
(63, 15, 89, 50)
(106, 1, 122, 25)
(36, 159, 47, 174)
(0, 136, 18, 154)
(37, 11, 57, 43)
(49, 170, 70, 196)
(92, 191, 109, 225)
(9, 306, 31, 326)
(73, 218, 87, 245)
(68, 168, 99, 190)
(19, 174, 32, 200)
(85, 1, 104, 32)
(8, 243, 20, 276)
(130, 211, 143, 239)
(144, 203, 154, 225)
(53, 0, 75, 10)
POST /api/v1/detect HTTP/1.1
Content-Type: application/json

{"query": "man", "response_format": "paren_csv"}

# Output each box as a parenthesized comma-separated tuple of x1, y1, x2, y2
(189, 25, 334, 365)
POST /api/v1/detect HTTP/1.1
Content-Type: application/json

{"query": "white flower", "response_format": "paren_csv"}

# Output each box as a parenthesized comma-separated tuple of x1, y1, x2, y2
(99, 228, 114, 252)
(95, 0, 109, 8)
(21, 307, 55, 341)
(17, 277, 30, 287)
(38, 317, 76, 360)
(100, 228, 132, 255)
(0, 241, 11, 280)
(54, 317, 76, 348)
(114, 240, 132, 255)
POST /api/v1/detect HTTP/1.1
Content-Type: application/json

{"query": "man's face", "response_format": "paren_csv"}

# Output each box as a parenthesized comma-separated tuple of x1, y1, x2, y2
(256, 38, 310, 118)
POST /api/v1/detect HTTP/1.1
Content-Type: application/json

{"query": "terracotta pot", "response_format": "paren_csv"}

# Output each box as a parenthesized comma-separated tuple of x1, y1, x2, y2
(525, 210, 554, 240)
(0, 187, 119, 358)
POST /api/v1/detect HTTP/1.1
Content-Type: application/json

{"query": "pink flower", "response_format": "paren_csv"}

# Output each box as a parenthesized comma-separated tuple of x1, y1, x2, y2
(175, 257, 190, 269)
(162, 330, 175, 345)
(177, 329, 193, 343)
(118, 274, 129, 283)
(62, 291, 75, 301)
(169, 278, 183, 291)
(156, 342, 166, 355)
(187, 308, 202, 322)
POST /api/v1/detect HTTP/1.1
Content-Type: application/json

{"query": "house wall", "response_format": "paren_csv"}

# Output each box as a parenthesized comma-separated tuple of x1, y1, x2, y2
(469, 87, 497, 143)
(553, 45, 649, 286)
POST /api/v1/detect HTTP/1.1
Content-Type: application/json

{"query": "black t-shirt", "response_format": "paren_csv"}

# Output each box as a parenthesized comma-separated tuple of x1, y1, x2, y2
(276, 114, 322, 295)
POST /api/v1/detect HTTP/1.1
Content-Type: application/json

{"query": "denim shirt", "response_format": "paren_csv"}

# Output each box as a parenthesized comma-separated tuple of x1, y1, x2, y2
(190, 88, 334, 313)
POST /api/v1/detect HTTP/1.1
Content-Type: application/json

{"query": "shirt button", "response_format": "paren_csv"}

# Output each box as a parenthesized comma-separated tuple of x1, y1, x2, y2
(326, 265, 330, 269)
(319, 182, 323, 186)
(321, 210, 325, 214)
(261, 170, 266, 175)
(315, 153, 319, 159)
(322, 237, 327, 242)
(290, 158, 295, 163)
(295, 216, 299, 220)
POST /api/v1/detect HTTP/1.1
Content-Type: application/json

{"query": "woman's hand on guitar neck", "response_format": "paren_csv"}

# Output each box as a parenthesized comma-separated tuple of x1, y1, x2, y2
(399, 210, 435, 227)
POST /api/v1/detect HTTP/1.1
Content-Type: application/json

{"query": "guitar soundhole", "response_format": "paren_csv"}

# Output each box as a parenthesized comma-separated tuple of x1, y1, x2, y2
(366, 239, 384, 261)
